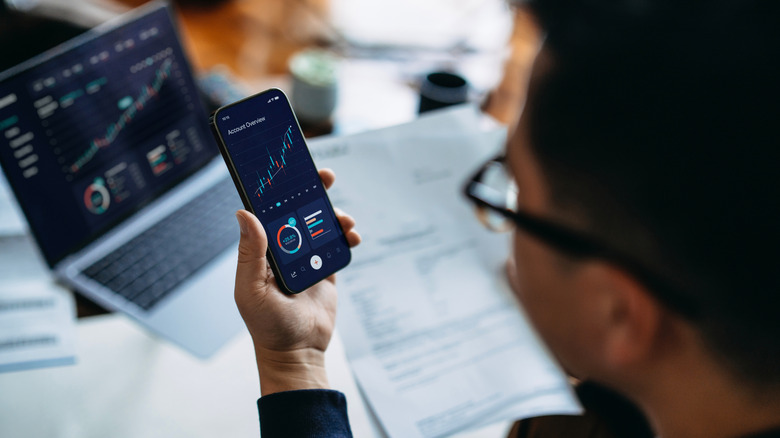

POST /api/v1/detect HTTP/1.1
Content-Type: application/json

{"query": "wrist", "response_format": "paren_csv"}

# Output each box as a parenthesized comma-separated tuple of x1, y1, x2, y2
(254, 346, 330, 396)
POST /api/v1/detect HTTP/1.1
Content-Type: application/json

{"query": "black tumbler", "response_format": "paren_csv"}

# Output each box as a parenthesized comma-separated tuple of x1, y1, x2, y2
(418, 72, 469, 113)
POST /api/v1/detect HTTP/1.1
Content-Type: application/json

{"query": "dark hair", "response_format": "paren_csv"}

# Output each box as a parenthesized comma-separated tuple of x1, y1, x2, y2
(524, 0, 780, 386)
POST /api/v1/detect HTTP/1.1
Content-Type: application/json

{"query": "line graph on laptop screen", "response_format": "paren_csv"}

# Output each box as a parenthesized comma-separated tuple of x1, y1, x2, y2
(0, 5, 215, 265)
(42, 47, 200, 181)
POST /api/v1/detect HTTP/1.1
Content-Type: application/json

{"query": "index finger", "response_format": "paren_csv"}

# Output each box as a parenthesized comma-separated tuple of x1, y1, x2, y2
(318, 168, 335, 189)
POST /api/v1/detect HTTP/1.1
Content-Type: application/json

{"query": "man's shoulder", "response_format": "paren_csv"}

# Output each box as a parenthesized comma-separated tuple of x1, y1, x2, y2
(507, 382, 653, 438)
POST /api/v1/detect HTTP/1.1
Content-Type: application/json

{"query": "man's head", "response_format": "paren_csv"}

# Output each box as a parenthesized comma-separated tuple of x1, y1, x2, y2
(506, 0, 780, 391)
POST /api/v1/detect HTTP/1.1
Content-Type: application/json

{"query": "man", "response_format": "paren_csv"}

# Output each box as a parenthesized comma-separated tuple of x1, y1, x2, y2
(232, 0, 780, 436)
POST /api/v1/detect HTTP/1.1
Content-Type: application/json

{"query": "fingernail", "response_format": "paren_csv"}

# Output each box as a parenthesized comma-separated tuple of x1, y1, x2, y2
(236, 212, 247, 235)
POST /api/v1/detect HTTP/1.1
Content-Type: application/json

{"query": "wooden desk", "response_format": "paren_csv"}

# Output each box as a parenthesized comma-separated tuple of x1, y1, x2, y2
(119, 0, 332, 76)
(122, 0, 539, 124)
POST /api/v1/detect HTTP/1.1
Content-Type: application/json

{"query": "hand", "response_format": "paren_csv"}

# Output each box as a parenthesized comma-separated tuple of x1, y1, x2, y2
(234, 168, 361, 396)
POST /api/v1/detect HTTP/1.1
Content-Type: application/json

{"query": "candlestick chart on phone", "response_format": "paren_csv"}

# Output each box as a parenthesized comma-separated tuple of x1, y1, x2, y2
(234, 122, 318, 209)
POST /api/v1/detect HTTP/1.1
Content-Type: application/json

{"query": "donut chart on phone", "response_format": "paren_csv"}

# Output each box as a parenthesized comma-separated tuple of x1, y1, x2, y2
(276, 222, 302, 254)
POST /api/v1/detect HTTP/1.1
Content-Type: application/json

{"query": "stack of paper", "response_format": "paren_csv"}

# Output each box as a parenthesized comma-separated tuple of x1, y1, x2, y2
(309, 106, 581, 438)
(0, 281, 76, 373)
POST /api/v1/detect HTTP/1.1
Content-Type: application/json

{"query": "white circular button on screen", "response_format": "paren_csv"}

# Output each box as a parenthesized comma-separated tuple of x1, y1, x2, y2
(310, 255, 323, 270)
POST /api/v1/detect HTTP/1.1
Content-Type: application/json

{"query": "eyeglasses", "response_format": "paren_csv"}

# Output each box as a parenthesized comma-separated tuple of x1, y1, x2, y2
(463, 154, 700, 318)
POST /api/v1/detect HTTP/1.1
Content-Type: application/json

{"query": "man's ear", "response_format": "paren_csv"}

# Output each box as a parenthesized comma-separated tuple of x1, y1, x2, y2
(585, 263, 666, 370)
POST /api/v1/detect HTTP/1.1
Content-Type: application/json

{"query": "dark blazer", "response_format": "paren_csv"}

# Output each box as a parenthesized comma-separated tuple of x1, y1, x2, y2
(257, 384, 780, 438)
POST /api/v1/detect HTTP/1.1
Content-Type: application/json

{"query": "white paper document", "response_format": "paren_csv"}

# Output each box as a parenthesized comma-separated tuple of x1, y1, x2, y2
(309, 106, 582, 438)
(0, 169, 27, 236)
(0, 281, 77, 373)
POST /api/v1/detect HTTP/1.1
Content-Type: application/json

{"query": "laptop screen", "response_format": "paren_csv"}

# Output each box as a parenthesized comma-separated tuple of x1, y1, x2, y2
(0, 3, 216, 266)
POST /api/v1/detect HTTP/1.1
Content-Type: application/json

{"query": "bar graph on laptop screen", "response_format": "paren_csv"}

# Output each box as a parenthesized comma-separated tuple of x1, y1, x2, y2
(0, 5, 215, 265)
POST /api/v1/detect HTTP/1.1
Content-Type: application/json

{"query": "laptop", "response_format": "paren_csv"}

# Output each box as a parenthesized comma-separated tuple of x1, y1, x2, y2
(0, 2, 246, 358)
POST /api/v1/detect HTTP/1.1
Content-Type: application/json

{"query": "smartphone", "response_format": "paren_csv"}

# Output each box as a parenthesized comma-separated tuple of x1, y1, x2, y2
(210, 88, 351, 294)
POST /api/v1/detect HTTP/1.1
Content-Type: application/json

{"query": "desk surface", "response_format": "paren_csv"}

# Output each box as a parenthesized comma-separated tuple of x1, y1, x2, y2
(0, 213, 513, 438)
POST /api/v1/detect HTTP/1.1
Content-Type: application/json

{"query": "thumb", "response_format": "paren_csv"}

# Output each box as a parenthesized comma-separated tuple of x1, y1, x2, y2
(235, 210, 268, 270)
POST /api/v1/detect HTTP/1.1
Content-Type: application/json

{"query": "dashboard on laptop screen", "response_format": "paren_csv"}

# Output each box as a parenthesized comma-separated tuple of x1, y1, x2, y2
(0, 4, 216, 266)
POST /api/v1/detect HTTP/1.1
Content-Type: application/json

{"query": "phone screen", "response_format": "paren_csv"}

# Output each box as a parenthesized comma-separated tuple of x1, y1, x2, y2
(212, 89, 350, 293)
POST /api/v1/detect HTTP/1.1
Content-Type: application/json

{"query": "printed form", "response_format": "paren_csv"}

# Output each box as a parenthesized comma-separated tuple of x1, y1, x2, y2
(309, 106, 581, 438)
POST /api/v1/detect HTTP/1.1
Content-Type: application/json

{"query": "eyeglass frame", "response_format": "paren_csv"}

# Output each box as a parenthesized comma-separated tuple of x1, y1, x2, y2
(462, 154, 700, 319)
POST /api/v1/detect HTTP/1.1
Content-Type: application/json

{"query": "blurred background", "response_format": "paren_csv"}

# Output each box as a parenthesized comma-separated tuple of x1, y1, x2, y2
(0, 2, 544, 436)
(0, 0, 539, 319)
(0, 0, 538, 135)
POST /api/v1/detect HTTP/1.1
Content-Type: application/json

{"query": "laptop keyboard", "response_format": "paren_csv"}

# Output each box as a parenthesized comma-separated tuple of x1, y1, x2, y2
(83, 177, 242, 311)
